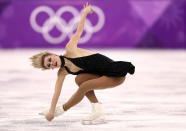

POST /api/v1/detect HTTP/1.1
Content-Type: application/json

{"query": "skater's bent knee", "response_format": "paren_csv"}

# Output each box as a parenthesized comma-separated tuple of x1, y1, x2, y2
(78, 84, 90, 94)
(75, 75, 82, 86)
(117, 76, 126, 84)
(109, 76, 126, 86)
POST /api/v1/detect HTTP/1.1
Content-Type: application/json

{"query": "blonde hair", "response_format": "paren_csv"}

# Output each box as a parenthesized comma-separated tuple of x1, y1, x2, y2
(29, 51, 53, 70)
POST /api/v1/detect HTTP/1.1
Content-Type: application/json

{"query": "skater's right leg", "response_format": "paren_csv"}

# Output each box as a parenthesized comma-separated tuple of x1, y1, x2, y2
(75, 73, 102, 103)
(75, 73, 105, 123)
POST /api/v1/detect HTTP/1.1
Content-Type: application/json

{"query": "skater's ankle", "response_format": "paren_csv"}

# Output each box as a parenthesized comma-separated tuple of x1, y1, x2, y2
(91, 100, 99, 103)
(62, 104, 68, 111)
(91, 101, 99, 104)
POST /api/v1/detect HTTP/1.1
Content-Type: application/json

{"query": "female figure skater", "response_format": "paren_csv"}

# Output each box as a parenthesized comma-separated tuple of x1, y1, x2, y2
(30, 2, 135, 123)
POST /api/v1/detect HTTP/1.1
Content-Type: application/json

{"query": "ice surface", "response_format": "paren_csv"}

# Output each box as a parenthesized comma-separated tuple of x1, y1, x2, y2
(0, 49, 186, 131)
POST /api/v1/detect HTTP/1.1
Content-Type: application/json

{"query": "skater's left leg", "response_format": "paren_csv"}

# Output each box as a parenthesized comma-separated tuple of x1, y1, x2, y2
(63, 76, 125, 111)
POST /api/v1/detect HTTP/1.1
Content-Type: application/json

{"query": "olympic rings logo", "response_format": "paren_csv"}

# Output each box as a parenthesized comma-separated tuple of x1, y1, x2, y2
(30, 5, 105, 44)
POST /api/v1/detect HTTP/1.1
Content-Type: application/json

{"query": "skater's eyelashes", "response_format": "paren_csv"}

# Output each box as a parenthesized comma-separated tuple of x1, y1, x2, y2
(46, 58, 52, 68)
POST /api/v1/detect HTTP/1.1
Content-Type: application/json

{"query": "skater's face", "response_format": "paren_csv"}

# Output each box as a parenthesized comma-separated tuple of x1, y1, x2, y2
(44, 54, 61, 70)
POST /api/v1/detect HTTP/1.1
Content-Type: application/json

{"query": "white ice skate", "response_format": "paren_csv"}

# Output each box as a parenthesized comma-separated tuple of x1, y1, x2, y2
(81, 102, 105, 125)
(39, 105, 65, 117)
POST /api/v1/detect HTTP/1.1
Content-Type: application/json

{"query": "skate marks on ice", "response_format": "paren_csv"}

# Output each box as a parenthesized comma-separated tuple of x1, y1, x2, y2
(0, 49, 186, 131)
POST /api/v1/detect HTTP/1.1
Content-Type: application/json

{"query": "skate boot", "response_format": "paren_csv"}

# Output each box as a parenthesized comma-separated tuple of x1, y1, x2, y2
(39, 105, 65, 117)
(81, 102, 105, 125)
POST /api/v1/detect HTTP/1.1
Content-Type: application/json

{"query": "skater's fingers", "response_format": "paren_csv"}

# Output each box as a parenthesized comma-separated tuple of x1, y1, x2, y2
(45, 113, 54, 121)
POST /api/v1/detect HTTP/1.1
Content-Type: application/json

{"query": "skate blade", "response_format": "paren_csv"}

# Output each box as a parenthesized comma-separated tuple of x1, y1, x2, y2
(81, 119, 106, 125)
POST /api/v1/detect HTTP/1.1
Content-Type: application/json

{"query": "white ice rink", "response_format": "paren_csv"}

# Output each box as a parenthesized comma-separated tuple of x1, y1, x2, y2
(0, 49, 186, 131)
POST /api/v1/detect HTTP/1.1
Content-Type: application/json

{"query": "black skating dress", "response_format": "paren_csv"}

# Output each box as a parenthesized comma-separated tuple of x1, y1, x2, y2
(59, 53, 135, 77)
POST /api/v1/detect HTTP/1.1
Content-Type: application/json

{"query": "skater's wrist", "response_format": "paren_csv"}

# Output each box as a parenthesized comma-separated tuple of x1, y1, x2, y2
(48, 111, 54, 116)
(49, 109, 55, 115)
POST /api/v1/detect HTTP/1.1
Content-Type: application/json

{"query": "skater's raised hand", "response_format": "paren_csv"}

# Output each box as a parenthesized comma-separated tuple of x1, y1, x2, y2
(83, 2, 94, 14)
(45, 112, 54, 122)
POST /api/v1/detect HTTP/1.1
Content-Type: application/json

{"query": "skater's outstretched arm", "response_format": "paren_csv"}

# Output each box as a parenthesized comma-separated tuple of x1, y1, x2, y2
(48, 68, 68, 115)
(65, 2, 93, 51)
